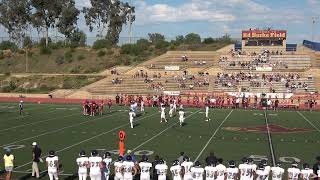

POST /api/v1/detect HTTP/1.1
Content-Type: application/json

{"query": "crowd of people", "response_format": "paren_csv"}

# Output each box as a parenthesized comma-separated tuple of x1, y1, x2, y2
(82, 100, 113, 116)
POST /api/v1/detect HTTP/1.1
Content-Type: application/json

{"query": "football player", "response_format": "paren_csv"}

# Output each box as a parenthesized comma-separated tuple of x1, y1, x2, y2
(114, 156, 124, 180)
(46, 150, 59, 180)
(260, 159, 270, 180)
(270, 162, 284, 180)
(204, 161, 216, 180)
(129, 109, 135, 128)
(181, 156, 194, 180)
(255, 163, 269, 180)
(76, 150, 88, 180)
(141, 99, 145, 113)
(287, 161, 300, 180)
(99, 101, 104, 115)
(301, 163, 317, 180)
(155, 159, 168, 180)
(169, 103, 174, 118)
(191, 161, 204, 180)
(102, 152, 112, 180)
(205, 103, 210, 122)
(123, 155, 137, 180)
(173, 99, 177, 112)
(171, 160, 183, 180)
(178, 107, 185, 126)
(88, 150, 103, 180)
(107, 99, 112, 113)
(225, 160, 239, 180)
(160, 104, 167, 123)
(139, 155, 152, 180)
(19, 100, 24, 115)
(239, 157, 254, 180)
(215, 158, 226, 180)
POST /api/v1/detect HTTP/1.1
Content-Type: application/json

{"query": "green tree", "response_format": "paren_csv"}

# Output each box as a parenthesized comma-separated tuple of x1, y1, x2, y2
(148, 33, 165, 44)
(136, 38, 149, 50)
(67, 29, 87, 48)
(203, 37, 215, 44)
(185, 33, 201, 44)
(23, 36, 33, 49)
(57, 0, 80, 39)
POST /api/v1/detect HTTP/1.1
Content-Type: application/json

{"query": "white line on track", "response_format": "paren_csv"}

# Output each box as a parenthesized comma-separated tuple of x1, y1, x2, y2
(194, 110, 233, 162)
(132, 109, 201, 151)
(15, 111, 159, 169)
(0, 111, 124, 148)
(297, 111, 320, 133)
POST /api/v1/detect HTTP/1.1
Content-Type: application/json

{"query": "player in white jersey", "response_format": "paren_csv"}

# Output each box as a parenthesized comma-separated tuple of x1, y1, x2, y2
(46, 150, 59, 180)
(256, 164, 269, 180)
(301, 163, 317, 180)
(205, 104, 210, 121)
(139, 155, 152, 180)
(114, 156, 124, 180)
(225, 160, 239, 180)
(260, 159, 270, 180)
(239, 157, 254, 180)
(173, 99, 177, 112)
(215, 158, 226, 180)
(287, 161, 300, 180)
(76, 150, 89, 180)
(19, 100, 24, 115)
(181, 156, 194, 180)
(129, 109, 135, 128)
(204, 161, 216, 180)
(178, 108, 185, 126)
(123, 155, 137, 180)
(102, 152, 112, 180)
(271, 162, 284, 180)
(155, 159, 168, 180)
(141, 100, 145, 112)
(169, 103, 174, 118)
(89, 150, 103, 180)
(171, 160, 183, 180)
(160, 105, 167, 123)
(191, 161, 204, 180)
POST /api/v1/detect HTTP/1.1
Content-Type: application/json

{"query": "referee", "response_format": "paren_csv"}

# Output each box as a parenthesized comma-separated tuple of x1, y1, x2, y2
(31, 142, 42, 178)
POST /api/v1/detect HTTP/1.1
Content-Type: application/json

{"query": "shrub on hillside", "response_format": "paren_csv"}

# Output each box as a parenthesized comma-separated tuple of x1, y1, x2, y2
(185, 33, 201, 44)
(203, 37, 215, 44)
(106, 49, 114, 55)
(40, 46, 52, 55)
(155, 40, 170, 49)
(55, 56, 64, 65)
(97, 50, 106, 57)
(23, 36, 33, 49)
(77, 54, 85, 61)
(67, 29, 87, 48)
(92, 39, 112, 50)
(120, 44, 142, 56)
(64, 51, 73, 63)
(136, 38, 150, 50)
(0, 41, 18, 52)
(39, 37, 52, 47)
(50, 41, 65, 49)
(0, 51, 4, 59)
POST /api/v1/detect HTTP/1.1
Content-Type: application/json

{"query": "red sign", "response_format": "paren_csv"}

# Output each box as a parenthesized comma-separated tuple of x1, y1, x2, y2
(242, 30, 287, 39)
(119, 130, 126, 141)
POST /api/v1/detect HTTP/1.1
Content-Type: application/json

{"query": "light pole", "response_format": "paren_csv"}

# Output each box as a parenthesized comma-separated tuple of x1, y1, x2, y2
(311, 16, 319, 42)
(128, 0, 133, 44)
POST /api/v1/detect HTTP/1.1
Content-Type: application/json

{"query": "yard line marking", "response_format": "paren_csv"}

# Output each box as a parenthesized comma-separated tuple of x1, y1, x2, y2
(264, 111, 276, 167)
(132, 109, 201, 152)
(15, 112, 159, 169)
(297, 111, 320, 133)
(0, 111, 123, 148)
(194, 110, 233, 162)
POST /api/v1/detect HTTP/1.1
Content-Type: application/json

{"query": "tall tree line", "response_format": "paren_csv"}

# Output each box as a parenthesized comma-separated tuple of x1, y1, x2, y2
(0, 0, 135, 46)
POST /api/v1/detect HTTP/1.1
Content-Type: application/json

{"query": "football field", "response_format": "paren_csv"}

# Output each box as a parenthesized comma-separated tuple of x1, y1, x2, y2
(0, 102, 319, 180)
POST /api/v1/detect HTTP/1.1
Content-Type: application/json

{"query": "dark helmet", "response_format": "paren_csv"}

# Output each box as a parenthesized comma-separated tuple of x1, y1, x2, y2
(194, 161, 201, 167)
(126, 155, 132, 161)
(291, 161, 298, 167)
(173, 160, 179, 166)
(261, 159, 267, 166)
(118, 156, 123, 161)
(104, 152, 111, 158)
(208, 161, 216, 167)
(258, 163, 265, 170)
(91, 150, 98, 156)
(79, 150, 86, 157)
(159, 159, 165, 164)
(217, 158, 223, 164)
(142, 155, 149, 162)
(303, 163, 310, 169)
(183, 156, 190, 162)
(248, 158, 254, 163)
(241, 157, 248, 163)
(48, 150, 55, 157)
(276, 162, 282, 167)
(229, 160, 236, 168)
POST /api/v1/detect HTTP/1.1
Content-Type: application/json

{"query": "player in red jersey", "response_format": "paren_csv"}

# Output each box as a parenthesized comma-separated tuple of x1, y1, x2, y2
(107, 99, 112, 112)
(82, 100, 87, 115)
(99, 101, 104, 115)
(90, 101, 96, 116)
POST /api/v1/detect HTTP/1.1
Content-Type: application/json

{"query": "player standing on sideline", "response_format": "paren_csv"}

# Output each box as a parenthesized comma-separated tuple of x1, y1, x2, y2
(255, 164, 268, 180)
(239, 157, 253, 180)
(102, 152, 112, 180)
(129, 109, 135, 128)
(173, 99, 177, 112)
(160, 104, 167, 123)
(141, 99, 145, 113)
(225, 160, 239, 180)
(204, 103, 211, 122)
(204, 161, 217, 180)
(169, 103, 174, 118)
(178, 107, 185, 126)
(171, 160, 183, 180)
(181, 156, 194, 180)
(191, 161, 204, 180)
(260, 159, 270, 179)
(89, 150, 103, 180)
(287, 161, 300, 180)
(114, 156, 124, 180)
(301, 163, 317, 180)
(32, 142, 42, 179)
(215, 159, 226, 180)
(123, 155, 137, 180)
(19, 100, 24, 115)
(270, 162, 284, 180)
(76, 150, 89, 180)
(99, 101, 104, 115)
(3, 148, 14, 180)
(46, 150, 59, 180)
(108, 99, 112, 113)
(155, 159, 168, 180)
(139, 155, 152, 180)
(248, 158, 257, 180)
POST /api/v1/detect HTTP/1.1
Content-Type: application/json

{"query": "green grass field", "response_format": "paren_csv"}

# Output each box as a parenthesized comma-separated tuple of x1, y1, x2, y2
(0, 102, 319, 180)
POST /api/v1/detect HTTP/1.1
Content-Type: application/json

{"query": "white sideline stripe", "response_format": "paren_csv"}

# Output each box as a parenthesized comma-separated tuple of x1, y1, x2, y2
(0, 112, 79, 132)
(297, 111, 320, 133)
(12, 170, 73, 176)
(15, 112, 158, 169)
(264, 111, 276, 167)
(0, 111, 123, 148)
(194, 110, 233, 162)
(132, 109, 201, 151)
